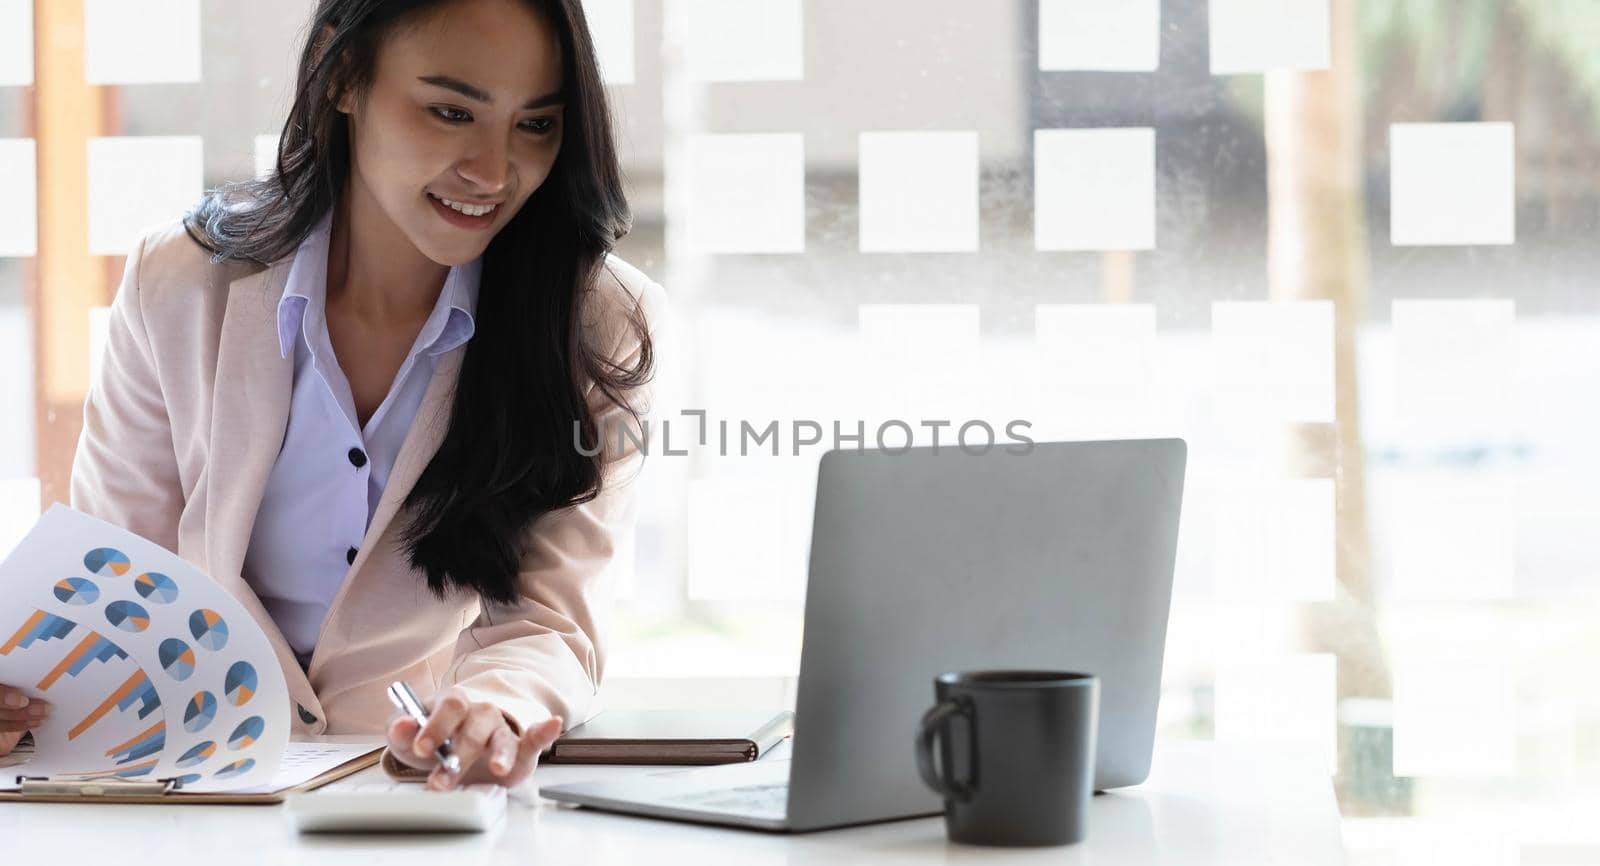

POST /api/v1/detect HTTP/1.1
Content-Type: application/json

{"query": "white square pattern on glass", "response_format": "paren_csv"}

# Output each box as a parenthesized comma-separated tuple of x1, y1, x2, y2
(683, 0, 802, 82)
(0, 139, 37, 258)
(686, 475, 807, 602)
(858, 304, 981, 447)
(255, 134, 281, 180)
(87, 136, 205, 256)
(686, 133, 805, 254)
(1393, 657, 1516, 777)
(858, 131, 979, 253)
(84, 0, 202, 85)
(1385, 471, 1516, 601)
(1392, 299, 1515, 446)
(1390, 122, 1516, 246)
(1208, 0, 1330, 74)
(583, 0, 636, 84)
(1215, 653, 1336, 774)
(1211, 300, 1334, 426)
(0, 0, 32, 87)
(0, 478, 42, 561)
(1035, 128, 1156, 251)
(1213, 477, 1335, 602)
(1034, 303, 1157, 438)
(1038, 0, 1160, 72)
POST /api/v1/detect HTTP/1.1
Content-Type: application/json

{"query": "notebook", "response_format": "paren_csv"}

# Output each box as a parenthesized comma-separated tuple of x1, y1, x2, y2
(541, 709, 795, 765)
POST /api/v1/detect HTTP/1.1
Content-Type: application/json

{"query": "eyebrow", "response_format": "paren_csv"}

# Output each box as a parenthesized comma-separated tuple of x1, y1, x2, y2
(417, 75, 565, 109)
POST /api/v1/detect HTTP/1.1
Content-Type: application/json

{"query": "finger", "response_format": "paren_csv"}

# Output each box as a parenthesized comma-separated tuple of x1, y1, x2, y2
(434, 706, 502, 789)
(384, 716, 430, 769)
(484, 726, 520, 778)
(0, 719, 38, 733)
(415, 691, 470, 759)
(501, 716, 563, 787)
(0, 701, 51, 722)
(0, 686, 30, 709)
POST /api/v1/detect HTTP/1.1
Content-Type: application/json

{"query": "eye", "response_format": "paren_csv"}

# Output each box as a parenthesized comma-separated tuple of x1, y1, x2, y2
(429, 106, 557, 135)
(430, 106, 471, 123)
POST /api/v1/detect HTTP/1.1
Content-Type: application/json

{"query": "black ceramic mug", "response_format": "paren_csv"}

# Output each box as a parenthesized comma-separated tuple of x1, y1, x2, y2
(915, 670, 1099, 846)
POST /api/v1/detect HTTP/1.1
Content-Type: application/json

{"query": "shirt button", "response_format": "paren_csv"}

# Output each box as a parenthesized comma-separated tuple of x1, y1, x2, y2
(348, 447, 368, 468)
(346, 546, 358, 565)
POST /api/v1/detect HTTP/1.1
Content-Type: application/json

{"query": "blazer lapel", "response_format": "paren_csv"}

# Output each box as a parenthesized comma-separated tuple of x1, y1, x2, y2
(203, 255, 322, 712)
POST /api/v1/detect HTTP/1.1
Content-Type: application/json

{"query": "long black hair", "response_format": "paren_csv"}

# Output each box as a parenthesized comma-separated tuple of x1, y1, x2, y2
(182, 0, 653, 605)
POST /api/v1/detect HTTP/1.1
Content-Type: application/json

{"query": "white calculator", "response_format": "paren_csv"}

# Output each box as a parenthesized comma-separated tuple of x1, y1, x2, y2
(284, 782, 508, 833)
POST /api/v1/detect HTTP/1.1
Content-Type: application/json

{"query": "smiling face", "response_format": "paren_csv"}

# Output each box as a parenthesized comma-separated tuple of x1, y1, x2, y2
(332, 0, 566, 267)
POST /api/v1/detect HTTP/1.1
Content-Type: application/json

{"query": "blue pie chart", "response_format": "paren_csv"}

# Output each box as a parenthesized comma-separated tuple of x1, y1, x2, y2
(104, 600, 150, 633)
(134, 572, 179, 604)
(52, 577, 99, 605)
(188, 609, 229, 651)
(184, 691, 217, 734)
(83, 547, 131, 576)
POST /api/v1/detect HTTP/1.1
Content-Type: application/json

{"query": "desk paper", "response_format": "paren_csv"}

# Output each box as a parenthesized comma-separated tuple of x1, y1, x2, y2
(0, 505, 289, 792)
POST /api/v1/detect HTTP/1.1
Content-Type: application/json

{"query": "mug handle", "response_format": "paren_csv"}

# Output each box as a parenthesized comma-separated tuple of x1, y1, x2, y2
(915, 698, 975, 801)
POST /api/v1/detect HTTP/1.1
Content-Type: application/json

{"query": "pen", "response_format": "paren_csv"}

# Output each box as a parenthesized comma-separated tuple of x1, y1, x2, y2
(386, 681, 461, 774)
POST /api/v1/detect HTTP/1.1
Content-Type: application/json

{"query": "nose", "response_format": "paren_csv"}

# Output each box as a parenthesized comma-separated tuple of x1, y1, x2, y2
(454, 129, 513, 198)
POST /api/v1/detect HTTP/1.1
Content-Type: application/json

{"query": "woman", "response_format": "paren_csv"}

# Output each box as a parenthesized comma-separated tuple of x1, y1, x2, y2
(0, 0, 662, 792)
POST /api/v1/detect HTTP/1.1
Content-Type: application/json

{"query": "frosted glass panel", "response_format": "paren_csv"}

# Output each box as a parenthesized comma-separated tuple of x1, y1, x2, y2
(1038, 0, 1160, 72)
(1212, 301, 1334, 426)
(1034, 303, 1157, 438)
(1035, 128, 1156, 251)
(1391, 123, 1516, 246)
(1213, 477, 1336, 602)
(686, 133, 805, 254)
(1208, 0, 1330, 74)
(87, 136, 205, 256)
(84, 0, 202, 85)
(683, 0, 802, 82)
(858, 131, 979, 253)
(583, 0, 636, 84)
(0, 138, 37, 258)
(0, 0, 32, 87)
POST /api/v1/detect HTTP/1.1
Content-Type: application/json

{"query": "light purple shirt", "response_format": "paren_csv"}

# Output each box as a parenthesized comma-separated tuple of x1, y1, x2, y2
(242, 207, 481, 669)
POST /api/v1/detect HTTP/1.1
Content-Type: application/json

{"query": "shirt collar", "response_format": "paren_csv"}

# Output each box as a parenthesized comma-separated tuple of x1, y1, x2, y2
(277, 207, 482, 360)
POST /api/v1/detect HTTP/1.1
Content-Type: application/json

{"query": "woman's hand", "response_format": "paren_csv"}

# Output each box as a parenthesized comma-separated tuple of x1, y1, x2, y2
(384, 686, 563, 790)
(0, 683, 51, 758)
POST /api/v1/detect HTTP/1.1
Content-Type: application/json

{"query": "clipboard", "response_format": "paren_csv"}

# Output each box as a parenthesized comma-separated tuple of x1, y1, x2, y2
(0, 744, 384, 805)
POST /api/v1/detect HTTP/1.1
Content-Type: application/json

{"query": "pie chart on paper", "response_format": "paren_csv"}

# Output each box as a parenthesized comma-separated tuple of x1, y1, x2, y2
(188, 609, 229, 651)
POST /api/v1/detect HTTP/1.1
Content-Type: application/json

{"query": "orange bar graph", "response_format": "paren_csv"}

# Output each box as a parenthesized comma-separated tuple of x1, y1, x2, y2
(68, 671, 147, 741)
(36, 631, 101, 690)
(104, 720, 164, 759)
(0, 610, 47, 654)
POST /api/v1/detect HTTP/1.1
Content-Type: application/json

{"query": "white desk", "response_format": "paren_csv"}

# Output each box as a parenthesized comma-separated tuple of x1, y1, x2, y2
(1, 739, 1344, 864)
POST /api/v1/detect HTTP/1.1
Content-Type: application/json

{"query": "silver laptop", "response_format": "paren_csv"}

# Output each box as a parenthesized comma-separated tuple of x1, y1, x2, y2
(539, 438, 1187, 832)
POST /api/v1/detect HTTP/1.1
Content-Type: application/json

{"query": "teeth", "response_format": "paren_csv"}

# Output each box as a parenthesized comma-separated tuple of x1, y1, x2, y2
(431, 193, 496, 217)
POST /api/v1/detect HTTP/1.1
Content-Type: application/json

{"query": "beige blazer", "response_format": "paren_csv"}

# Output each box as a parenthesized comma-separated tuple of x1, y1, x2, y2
(68, 217, 664, 741)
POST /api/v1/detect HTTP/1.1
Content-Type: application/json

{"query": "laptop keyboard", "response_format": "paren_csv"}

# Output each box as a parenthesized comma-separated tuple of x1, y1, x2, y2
(663, 782, 789, 817)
